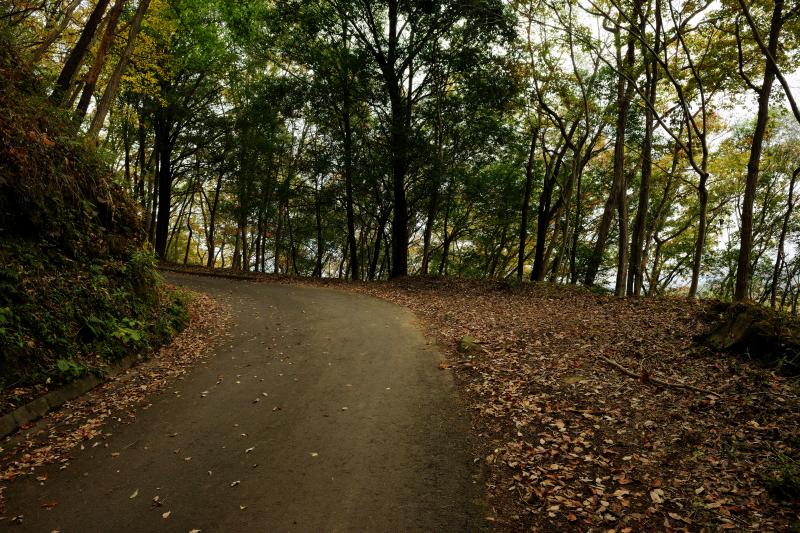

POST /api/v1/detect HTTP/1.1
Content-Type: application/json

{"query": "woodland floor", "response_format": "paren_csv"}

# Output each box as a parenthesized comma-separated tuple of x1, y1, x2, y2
(162, 265, 800, 531)
(2, 266, 799, 531)
(347, 277, 800, 531)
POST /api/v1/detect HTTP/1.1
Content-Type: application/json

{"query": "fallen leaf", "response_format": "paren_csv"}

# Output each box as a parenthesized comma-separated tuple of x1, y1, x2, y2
(649, 488, 664, 504)
(668, 512, 691, 524)
(129, 489, 139, 499)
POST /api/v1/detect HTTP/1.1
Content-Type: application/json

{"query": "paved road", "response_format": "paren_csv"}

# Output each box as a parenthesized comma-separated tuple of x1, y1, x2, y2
(2, 273, 484, 532)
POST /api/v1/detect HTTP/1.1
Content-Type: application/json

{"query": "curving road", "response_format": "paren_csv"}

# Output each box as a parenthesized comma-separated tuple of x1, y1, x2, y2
(2, 273, 485, 532)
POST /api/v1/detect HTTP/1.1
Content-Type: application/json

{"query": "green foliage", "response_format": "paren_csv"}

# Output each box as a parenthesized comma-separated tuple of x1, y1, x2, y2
(112, 318, 146, 345)
(126, 249, 160, 301)
(53, 358, 87, 383)
(765, 453, 800, 501)
(0, 29, 190, 398)
(0, 241, 190, 393)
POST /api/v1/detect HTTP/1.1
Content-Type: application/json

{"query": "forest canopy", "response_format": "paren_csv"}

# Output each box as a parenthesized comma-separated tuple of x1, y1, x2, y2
(4, 0, 800, 303)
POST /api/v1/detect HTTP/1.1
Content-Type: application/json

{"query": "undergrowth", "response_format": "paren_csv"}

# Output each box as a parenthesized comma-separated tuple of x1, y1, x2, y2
(0, 27, 189, 414)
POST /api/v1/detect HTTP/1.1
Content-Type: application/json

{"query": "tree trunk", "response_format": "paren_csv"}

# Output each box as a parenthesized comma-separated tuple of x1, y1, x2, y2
(770, 167, 799, 307)
(549, 140, 585, 282)
(135, 111, 147, 206)
(232, 230, 241, 270)
(254, 214, 263, 273)
(517, 128, 537, 281)
(421, 71, 444, 276)
(153, 118, 172, 259)
(338, 240, 348, 279)
(87, 0, 152, 138)
(206, 174, 223, 267)
(388, 83, 409, 278)
(488, 224, 509, 278)
(569, 164, 583, 284)
(73, 0, 127, 124)
(689, 174, 708, 297)
(532, 128, 574, 281)
(314, 179, 324, 278)
(147, 162, 158, 245)
(613, 16, 638, 297)
(421, 185, 439, 275)
(368, 211, 388, 280)
(183, 200, 194, 265)
(274, 201, 283, 274)
(49, 0, 112, 105)
(735, 0, 783, 301)
(585, 16, 636, 291)
(628, 12, 659, 295)
(341, 22, 359, 280)
(123, 118, 132, 189)
(438, 184, 454, 275)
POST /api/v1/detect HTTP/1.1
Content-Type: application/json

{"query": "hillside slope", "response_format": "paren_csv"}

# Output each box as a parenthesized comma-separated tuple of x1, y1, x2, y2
(0, 31, 186, 414)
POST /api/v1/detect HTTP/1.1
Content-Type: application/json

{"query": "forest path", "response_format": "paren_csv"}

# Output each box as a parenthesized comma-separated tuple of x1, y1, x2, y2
(3, 273, 484, 532)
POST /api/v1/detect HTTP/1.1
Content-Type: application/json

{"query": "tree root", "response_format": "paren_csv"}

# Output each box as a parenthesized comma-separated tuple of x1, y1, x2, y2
(598, 356, 719, 397)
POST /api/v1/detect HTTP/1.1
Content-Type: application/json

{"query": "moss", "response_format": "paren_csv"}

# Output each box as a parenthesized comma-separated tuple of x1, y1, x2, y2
(457, 335, 485, 355)
(765, 453, 800, 501)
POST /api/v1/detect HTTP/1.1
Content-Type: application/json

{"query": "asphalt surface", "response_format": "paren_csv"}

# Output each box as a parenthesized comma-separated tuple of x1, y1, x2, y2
(2, 273, 485, 532)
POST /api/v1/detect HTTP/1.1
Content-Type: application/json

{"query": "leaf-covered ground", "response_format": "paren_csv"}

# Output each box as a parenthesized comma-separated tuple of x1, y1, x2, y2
(0, 289, 232, 514)
(343, 277, 800, 531)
